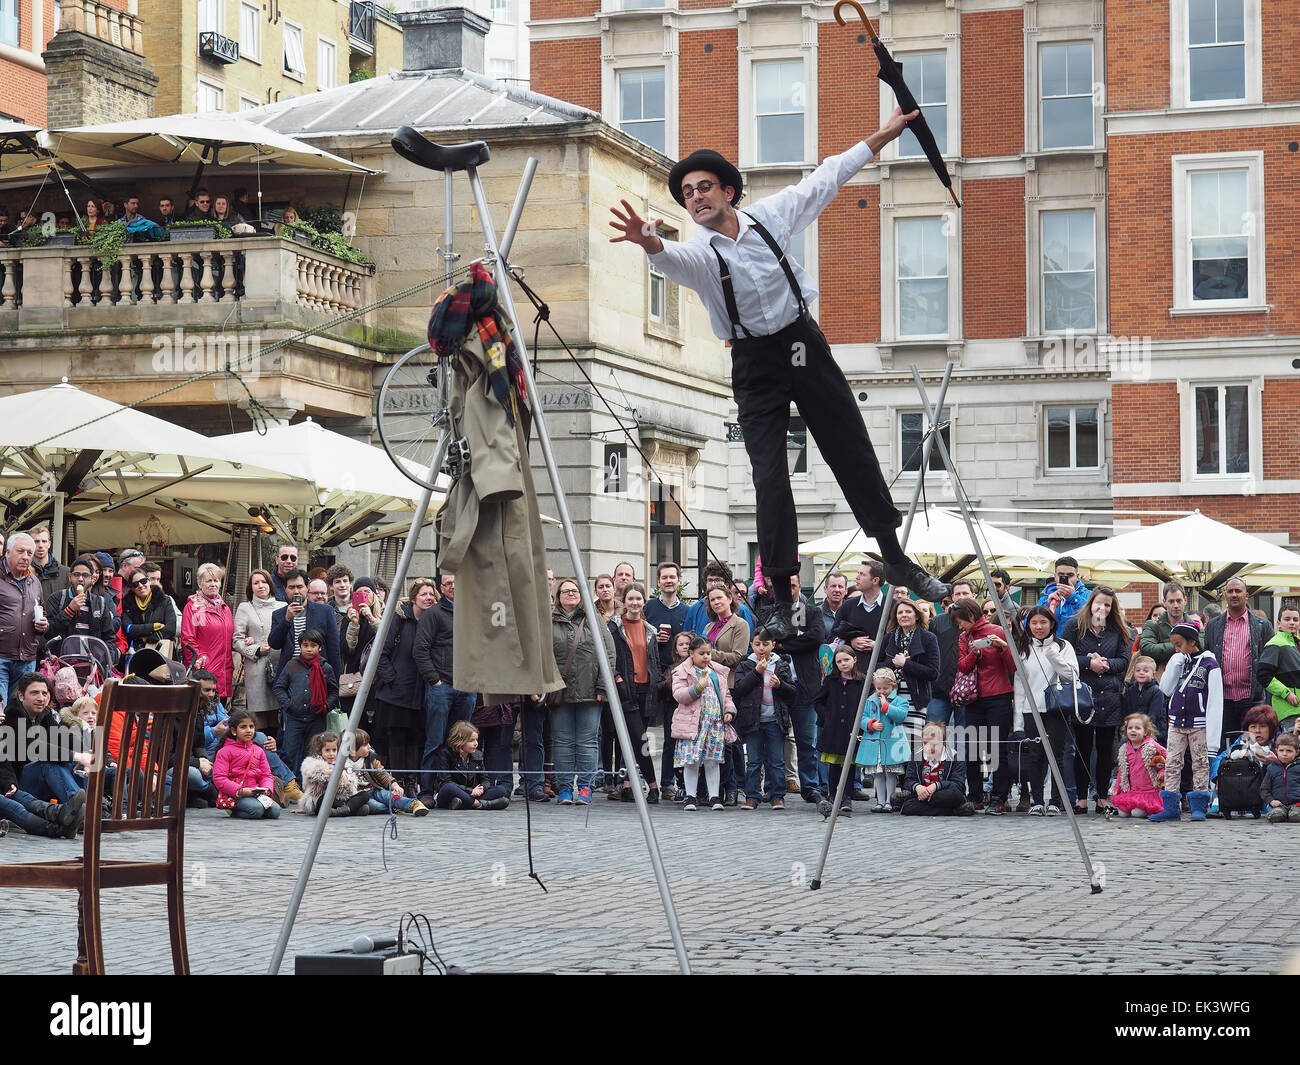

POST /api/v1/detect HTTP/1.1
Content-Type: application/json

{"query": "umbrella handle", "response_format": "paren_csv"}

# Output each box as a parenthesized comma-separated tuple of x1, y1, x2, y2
(833, 0, 878, 38)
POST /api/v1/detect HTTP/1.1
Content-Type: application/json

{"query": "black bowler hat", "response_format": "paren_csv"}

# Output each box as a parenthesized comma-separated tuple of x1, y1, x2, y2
(668, 149, 744, 208)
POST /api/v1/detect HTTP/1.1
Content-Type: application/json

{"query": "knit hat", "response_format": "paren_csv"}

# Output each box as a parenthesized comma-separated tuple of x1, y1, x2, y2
(1171, 621, 1202, 646)
(93, 551, 114, 572)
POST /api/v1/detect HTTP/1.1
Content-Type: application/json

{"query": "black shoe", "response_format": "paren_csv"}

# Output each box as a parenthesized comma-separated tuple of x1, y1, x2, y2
(479, 796, 510, 810)
(647, 787, 660, 805)
(956, 801, 976, 816)
(883, 559, 950, 603)
(764, 602, 796, 642)
(802, 789, 824, 804)
(710, 795, 725, 811)
(723, 788, 738, 807)
(853, 788, 872, 802)
(58, 791, 88, 838)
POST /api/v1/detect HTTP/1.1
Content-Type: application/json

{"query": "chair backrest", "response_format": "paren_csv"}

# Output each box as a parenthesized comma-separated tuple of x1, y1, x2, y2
(90, 679, 203, 837)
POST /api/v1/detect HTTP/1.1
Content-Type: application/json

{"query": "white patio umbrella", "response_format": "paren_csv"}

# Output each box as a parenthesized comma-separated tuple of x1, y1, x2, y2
(0, 119, 49, 176)
(1068, 511, 1300, 591)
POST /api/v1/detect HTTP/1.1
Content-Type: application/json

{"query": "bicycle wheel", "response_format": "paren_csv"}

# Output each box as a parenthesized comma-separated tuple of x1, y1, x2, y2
(376, 343, 448, 492)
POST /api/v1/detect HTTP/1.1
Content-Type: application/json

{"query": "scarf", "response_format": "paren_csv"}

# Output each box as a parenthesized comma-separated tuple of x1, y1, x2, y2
(427, 261, 528, 427)
(192, 592, 225, 627)
(707, 615, 729, 644)
(306, 656, 328, 713)
(893, 627, 914, 685)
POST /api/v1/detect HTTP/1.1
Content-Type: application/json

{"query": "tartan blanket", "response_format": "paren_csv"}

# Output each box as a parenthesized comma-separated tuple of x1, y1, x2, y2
(427, 261, 529, 426)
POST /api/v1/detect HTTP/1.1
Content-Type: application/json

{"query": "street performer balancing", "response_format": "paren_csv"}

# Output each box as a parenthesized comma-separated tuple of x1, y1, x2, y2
(609, 106, 949, 639)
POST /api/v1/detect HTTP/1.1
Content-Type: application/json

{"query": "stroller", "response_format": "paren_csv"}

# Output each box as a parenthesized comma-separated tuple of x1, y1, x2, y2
(39, 635, 118, 707)
(1213, 731, 1266, 819)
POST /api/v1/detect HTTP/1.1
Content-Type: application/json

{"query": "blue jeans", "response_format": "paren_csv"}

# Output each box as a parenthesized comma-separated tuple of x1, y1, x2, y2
(262, 744, 294, 783)
(366, 788, 415, 813)
(521, 705, 545, 795)
(164, 765, 217, 801)
(232, 796, 281, 819)
(19, 762, 82, 802)
(0, 787, 42, 830)
(0, 657, 37, 706)
(744, 722, 787, 802)
(280, 715, 326, 784)
(789, 705, 820, 792)
(420, 683, 476, 766)
(435, 782, 508, 809)
(551, 701, 601, 791)
(927, 694, 966, 730)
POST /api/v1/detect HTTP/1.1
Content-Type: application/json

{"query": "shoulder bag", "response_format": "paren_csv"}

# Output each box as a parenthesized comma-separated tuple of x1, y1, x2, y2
(543, 617, 586, 709)
(1034, 641, 1095, 724)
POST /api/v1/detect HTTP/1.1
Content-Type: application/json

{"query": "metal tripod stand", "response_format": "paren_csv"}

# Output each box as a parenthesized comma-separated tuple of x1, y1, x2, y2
(269, 129, 693, 974)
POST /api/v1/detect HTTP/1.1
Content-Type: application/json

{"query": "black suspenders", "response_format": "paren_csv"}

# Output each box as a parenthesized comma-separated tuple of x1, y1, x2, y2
(711, 212, 807, 341)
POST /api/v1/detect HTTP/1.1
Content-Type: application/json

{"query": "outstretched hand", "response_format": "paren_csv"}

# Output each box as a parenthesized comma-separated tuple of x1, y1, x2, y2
(866, 106, 921, 155)
(609, 199, 664, 253)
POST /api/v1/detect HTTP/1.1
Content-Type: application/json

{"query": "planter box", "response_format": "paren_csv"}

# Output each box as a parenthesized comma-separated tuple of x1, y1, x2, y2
(169, 225, 219, 242)
(289, 230, 316, 249)
(46, 233, 78, 247)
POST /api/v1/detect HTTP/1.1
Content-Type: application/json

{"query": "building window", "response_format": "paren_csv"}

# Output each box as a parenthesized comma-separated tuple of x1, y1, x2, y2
(900, 410, 950, 473)
(198, 0, 222, 34)
(1189, 0, 1245, 102)
(197, 79, 226, 113)
(239, 94, 261, 112)
(754, 59, 804, 165)
(623, 0, 664, 8)
(283, 21, 306, 79)
(317, 37, 336, 89)
(1042, 210, 1096, 332)
(239, 2, 260, 61)
(619, 68, 666, 155)
(1194, 384, 1249, 475)
(1040, 42, 1093, 149)
(488, 58, 515, 81)
(1173, 153, 1263, 310)
(490, 0, 512, 22)
(1045, 406, 1100, 470)
(788, 414, 808, 476)
(0, 0, 18, 48)
(896, 217, 948, 337)
(648, 224, 679, 331)
(894, 52, 946, 157)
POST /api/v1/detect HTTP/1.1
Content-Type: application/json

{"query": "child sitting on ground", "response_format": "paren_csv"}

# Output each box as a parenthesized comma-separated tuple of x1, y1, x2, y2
(212, 709, 281, 820)
(1124, 655, 1168, 744)
(60, 696, 107, 789)
(900, 722, 972, 816)
(431, 721, 510, 809)
(854, 667, 911, 813)
(1151, 621, 1220, 822)
(299, 731, 371, 817)
(1110, 713, 1166, 818)
(1263, 733, 1300, 823)
(347, 729, 428, 815)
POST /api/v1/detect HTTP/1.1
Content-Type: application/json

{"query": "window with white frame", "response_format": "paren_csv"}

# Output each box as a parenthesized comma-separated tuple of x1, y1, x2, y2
(648, 223, 679, 330)
(317, 37, 336, 89)
(893, 52, 946, 157)
(1040, 42, 1093, 149)
(896, 217, 948, 337)
(239, 2, 260, 61)
(490, 0, 512, 22)
(1189, 168, 1248, 301)
(788, 414, 808, 476)
(623, 0, 664, 8)
(0, 0, 18, 48)
(754, 60, 805, 165)
(1189, 0, 1245, 102)
(1045, 406, 1100, 470)
(488, 58, 515, 81)
(619, 68, 666, 155)
(1193, 384, 1250, 475)
(283, 21, 306, 79)
(1042, 210, 1096, 332)
(239, 94, 261, 112)
(198, 0, 222, 34)
(197, 79, 226, 113)
(899, 409, 950, 473)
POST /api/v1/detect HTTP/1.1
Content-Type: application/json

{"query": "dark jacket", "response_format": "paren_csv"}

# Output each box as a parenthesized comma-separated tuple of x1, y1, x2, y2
(732, 653, 794, 735)
(0, 706, 69, 786)
(1061, 618, 1131, 728)
(613, 616, 662, 704)
(34, 556, 69, 601)
(273, 657, 339, 721)
(429, 744, 487, 792)
(1139, 613, 1180, 669)
(831, 594, 886, 672)
(930, 611, 962, 698)
(902, 755, 969, 798)
(1204, 610, 1274, 704)
(119, 588, 180, 649)
(413, 596, 455, 688)
(0, 559, 43, 661)
(1123, 679, 1168, 741)
(372, 601, 424, 709)
(268, 599, 343, 685)
(753, 593, 825, 705)
(42, 588, 119, 645)
(879, 625, 940, 710)
(813, 673, 865, 760)
(1261, 759, 1300, 807)
(551, 606, 616, 704)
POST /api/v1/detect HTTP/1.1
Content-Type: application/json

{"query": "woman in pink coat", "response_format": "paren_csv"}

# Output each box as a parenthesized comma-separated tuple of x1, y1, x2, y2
(181, 562, 235, 697)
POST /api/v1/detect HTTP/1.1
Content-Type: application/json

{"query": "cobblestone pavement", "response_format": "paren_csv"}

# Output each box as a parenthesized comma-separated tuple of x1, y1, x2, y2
(0, 791, 1290, 975)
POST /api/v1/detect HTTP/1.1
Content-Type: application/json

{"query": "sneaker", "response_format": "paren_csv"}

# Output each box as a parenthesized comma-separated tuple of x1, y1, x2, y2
(557, 787, 574, 805)
(971, 801, 984, 812)
(872, 803, 887, 813)
(883, 558, 950, 603)
(984, 798, 1006, 815)
(1046, 804, 1062, 816)
(683, 799, 698, 811)
(409, 800, 430, 816)
(575, 787, 592, 805)
(882, 803, 893, 813)
(742, 798, 758, 810)
(647, 787, 660, 805)
(710, 796, 725, 811)
(1015, 796, 1032, 813)
(661, 786, 677, 801)
(839, 803, 852, 818)
(771, 798, 785, 810)
(1028, 804, 1046, 816)
(528, 790, 551, 803)
(955, 802, 976, 816)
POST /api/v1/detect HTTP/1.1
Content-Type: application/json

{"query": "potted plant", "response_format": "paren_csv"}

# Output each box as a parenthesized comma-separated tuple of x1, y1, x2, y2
(85, 220, 128, 268)
(168, 219, 232, 242)
(46, 227, 81, 247)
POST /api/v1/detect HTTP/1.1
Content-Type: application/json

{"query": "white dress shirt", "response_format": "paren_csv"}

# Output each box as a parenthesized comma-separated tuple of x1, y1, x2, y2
(647, 141, 875, 341)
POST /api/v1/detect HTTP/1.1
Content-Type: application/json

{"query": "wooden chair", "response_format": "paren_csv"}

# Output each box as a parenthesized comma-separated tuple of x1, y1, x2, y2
(0, 679, 203, 974)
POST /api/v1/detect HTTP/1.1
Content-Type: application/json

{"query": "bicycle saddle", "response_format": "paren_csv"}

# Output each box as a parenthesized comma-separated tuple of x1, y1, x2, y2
(391, 125, 491, 172)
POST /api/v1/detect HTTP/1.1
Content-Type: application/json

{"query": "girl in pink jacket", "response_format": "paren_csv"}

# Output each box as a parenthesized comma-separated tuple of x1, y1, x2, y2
(1111, 713, 1167, 818)
(670, 636, 735, 811)
(213, 710, 281, 820)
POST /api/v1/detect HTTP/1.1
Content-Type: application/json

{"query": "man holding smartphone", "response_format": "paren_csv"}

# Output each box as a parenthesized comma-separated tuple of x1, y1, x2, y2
(1035, 555, 1090, 631)
(267, 570, 342, 687)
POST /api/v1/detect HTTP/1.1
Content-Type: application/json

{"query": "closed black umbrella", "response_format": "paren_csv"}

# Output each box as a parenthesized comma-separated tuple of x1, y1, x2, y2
(834, 0, 961, 208)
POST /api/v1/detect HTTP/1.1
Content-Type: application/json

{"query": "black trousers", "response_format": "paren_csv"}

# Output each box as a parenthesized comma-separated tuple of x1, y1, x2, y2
(1221, 697, 1253, 752)
(731, 314, 900, 582)
(1073, 724, 1117, 808)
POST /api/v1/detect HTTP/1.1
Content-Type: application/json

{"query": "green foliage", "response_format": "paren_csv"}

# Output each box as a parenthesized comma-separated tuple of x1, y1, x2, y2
(282, 220, 374, 268)
(86, 220, 128, 267)
(168, 219, 234, 239)
(302, 204, 344, 234)
(349, 68, 375, 83)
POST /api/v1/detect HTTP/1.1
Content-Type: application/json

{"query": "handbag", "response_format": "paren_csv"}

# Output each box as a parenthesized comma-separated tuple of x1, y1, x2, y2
(215, 749, 257, 811)
(339, 672, 363, 699)
(1033, 642, 1095, 723)
(543, 617, 585, 709)
(949, 667, 979, 707)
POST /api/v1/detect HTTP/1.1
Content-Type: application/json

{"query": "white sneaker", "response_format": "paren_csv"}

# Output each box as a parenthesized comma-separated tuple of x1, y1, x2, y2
(1045, 804, 1062, 816)
(683, 799, 697, 812)
(1028, 804, 1045, 816)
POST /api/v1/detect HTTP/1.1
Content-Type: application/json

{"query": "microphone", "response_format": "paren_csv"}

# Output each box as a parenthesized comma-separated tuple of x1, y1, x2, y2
(352, 934, 400, 954)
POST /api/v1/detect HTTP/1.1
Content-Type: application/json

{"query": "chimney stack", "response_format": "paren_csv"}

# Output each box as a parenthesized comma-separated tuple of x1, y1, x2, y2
(397, 8, 490, 75)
